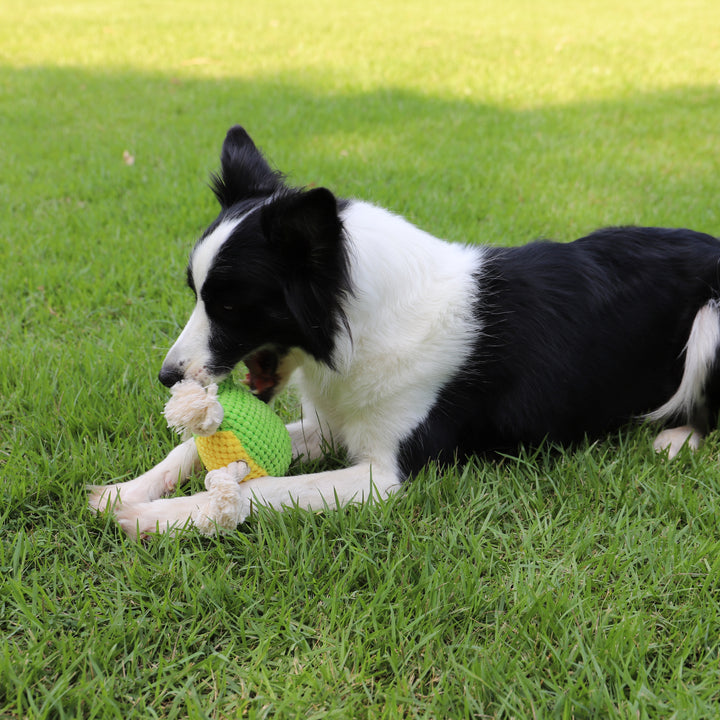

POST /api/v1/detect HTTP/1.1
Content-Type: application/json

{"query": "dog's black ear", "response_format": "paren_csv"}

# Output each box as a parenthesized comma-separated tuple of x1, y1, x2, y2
(263, 187, 342, 262)
(262, 187, 351, 364)
(210, 126, 282, 209)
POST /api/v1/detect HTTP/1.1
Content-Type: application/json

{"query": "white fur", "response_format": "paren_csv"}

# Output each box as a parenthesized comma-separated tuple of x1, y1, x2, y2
(296, 202, 484, 465)
(113, 460, 399, 539)
(87, 438, 201, 510)
(653, 425, 703, 459)
(162, 301, 214, 384)
(645, 300, 720, 424)
(193, 219, 240, 286)
(162, 218, 242, 384)
(91, 201, 482, 537)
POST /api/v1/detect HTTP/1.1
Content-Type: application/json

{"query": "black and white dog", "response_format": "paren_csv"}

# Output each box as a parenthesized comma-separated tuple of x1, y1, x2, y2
(90, 125, 720, 538)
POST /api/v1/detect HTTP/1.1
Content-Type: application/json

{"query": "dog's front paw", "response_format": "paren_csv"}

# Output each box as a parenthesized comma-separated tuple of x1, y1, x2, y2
(87, 481, 155, 513)
(114, 502, 153, 540)
(113, 501, 176, 540)
(87, 484, 120, 513)
(112, 473, 252, 540)
(87, 474, 168, 513)
(114, 496, 203, 540)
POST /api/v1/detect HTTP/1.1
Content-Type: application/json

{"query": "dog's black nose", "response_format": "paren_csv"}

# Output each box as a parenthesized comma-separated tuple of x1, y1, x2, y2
(158, 366, 184, 388)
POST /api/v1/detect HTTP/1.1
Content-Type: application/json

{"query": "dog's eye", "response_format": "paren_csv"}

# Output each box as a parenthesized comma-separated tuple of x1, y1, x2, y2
(223, 305, 233, 312)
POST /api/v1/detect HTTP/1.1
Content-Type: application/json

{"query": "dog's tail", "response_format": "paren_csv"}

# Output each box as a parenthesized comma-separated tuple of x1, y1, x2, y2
(643, 299, 720, 426)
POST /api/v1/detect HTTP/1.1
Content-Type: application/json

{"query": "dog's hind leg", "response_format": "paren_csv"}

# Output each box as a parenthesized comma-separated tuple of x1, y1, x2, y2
(88, 438, 201, 512)
(652, 425, 704, 459)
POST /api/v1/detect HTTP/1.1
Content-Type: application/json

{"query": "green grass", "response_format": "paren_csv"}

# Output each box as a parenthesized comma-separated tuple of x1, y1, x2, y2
(2, 0, 720, 716)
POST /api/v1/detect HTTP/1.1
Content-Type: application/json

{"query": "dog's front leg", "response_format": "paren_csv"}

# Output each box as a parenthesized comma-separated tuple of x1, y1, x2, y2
(113, 461, 251, 540)
(241, 461, 402, 515)
(113, 461, 401, 540)
(88, 438, 201, 512)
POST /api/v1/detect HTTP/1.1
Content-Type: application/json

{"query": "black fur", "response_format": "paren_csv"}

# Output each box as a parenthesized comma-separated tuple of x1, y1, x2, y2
(210, 126, 283, 208)
(398, 227, 720, 476)
(190, 128, 353, 379)
(111, 126, 720, 538)
(173, 126, 720, 481)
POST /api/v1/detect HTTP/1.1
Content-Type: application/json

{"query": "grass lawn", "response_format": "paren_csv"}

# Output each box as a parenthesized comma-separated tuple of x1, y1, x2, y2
(3, 0, 720, 716)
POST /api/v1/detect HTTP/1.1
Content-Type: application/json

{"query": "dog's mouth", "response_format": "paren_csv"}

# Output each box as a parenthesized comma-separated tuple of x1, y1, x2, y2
(243, 347, 282, 402)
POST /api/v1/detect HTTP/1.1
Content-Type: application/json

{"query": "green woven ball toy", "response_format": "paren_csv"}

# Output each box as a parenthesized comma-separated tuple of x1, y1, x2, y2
(163, 379, 292, 480)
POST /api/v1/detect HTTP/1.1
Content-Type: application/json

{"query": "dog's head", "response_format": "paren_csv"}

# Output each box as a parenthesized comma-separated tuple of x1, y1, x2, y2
(159, 126, 351, 401)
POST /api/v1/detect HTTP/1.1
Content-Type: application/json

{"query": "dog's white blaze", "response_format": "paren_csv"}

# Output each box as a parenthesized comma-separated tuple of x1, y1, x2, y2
(161, 218, 242, 382)
(191, 218, 240, 291)
(163, 207, 276, 383)
(645, 300, 720, 423)
(162, 302, 213, 381)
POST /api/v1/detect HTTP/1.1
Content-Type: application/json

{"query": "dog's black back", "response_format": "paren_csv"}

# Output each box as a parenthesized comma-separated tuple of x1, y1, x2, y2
(399, 226, 720, 474)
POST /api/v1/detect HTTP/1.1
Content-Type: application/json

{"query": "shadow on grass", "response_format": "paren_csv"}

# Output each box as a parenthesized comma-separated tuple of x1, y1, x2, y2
(2, 63, 719, 250)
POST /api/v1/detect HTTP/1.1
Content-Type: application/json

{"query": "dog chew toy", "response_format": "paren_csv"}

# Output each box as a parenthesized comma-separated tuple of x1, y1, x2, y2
(163, 379, 292, 480)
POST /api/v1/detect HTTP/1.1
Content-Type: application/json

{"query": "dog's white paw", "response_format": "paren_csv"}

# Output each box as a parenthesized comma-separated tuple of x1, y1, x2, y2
(113, 502, 152, 540)
(87, 484, 121, 513)
(113, 496, 202, 540)
(112, 464, 252, 540)
(87, 479, 156, 513)
(653, 426, 703, 459)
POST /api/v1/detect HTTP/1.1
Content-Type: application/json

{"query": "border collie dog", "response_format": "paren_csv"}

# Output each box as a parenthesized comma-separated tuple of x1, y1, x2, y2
(90, 125, 720, 538)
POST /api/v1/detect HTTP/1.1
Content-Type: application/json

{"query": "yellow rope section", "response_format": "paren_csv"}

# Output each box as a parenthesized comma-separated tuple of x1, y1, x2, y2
(195, 430, 268, 479)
